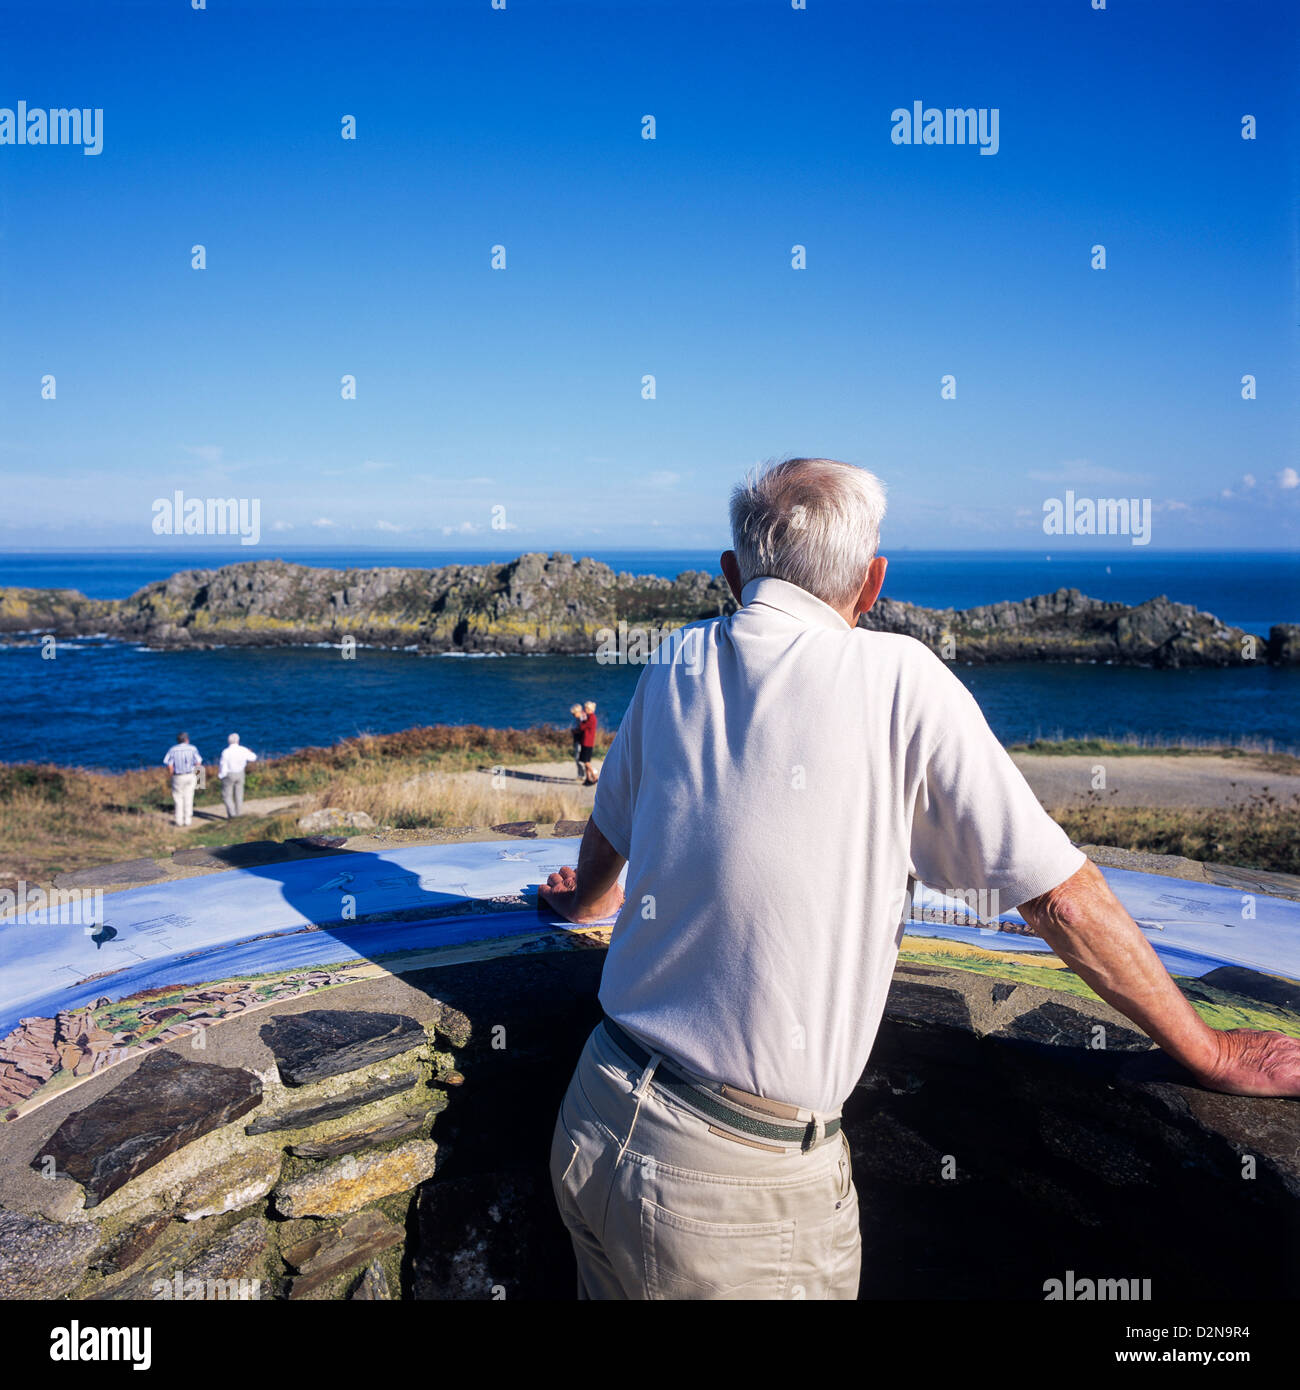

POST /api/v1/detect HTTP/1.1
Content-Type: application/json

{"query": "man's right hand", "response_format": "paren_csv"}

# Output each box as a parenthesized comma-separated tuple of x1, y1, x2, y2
(1195, 1028, 1300, 1098)
(1019, 859, 1300, 1099)
(539, 865, 625, 924)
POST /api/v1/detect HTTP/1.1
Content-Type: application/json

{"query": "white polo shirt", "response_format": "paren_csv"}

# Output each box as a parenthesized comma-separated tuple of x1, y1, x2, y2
(592, 576, 1086, 1113)
(219, 744, 257, 778)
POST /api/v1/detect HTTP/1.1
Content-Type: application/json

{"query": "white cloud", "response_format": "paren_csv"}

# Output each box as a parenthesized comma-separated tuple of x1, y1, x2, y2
(375, 520, 405, 533)
(312, 517, 337, 528)
(645, 470, 680, 489)
(270, 520, 294, 532)
(1243, 474, 1256, 488)
(1280, 468, 1299, 490)
(440, 520, 483, 536)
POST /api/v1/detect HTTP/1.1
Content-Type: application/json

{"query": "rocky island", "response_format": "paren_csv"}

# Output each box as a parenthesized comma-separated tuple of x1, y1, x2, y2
(1, 552, 1295, 667)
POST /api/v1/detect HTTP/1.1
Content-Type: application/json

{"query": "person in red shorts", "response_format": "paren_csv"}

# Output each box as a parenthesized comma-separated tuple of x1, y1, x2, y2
(578, 701, 599, 785)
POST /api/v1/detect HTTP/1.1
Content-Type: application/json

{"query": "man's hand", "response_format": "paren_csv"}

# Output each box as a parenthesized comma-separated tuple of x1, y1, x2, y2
(539, 865, 624, 924)
(538, 818, 628, 924)
(1196, 1028, 1300, 1098)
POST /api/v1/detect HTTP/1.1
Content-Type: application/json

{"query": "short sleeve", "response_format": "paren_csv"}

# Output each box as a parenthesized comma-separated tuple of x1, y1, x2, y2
(589, 676, 647, 860)
(909, 660, 1086, 910)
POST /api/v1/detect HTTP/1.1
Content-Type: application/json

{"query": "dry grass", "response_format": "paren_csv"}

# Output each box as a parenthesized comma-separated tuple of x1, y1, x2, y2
(259, 767, 591, 840)
(1051, 786, 1300, 875)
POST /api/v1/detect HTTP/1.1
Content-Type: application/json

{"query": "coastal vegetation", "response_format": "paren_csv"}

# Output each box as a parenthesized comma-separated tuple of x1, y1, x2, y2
(2, 726, 1298, 897)
(0, 724, 610, 897)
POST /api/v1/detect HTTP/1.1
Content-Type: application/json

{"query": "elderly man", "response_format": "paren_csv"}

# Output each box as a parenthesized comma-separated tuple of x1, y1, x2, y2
(540, 456, 1300, 1302)
(162, 731, 203, 827)
(218, 733, 258, 818)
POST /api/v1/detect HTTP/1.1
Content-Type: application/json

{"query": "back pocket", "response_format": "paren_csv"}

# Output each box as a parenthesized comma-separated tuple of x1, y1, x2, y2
(641, 1198, 795, 1300)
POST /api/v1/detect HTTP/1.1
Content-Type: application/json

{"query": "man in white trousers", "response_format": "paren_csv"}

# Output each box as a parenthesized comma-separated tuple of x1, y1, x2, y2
(162, 731, 203, 827)
(218, 732, 257, 818)
(539, 455, 1300, 1302)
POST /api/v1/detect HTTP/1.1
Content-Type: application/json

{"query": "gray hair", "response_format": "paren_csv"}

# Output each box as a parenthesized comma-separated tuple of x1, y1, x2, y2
(228, 733, 240, 744)
(729, 457, 887, 608)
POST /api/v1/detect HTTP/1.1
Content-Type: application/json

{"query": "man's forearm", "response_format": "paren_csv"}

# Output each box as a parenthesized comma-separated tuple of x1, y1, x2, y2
(1018, 859, 1219, 1077)
(574, 817, 625, 913)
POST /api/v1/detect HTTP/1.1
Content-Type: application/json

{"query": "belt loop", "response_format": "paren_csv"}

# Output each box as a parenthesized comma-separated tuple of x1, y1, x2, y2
(632, 1051, 663, 1099)
(802, 1114, 825, 1152)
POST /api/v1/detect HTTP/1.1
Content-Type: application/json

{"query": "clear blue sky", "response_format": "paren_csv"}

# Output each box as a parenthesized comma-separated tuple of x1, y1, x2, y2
(1, 0, 1296, 553)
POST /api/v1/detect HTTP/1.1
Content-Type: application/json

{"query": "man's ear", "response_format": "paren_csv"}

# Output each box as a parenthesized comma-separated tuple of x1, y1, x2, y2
(721, 550, 744, 603)
(853, 555, 888, 620)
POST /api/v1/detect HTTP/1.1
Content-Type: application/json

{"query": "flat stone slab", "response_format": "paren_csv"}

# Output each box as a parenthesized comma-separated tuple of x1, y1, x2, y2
(884, 976, 972, 1031)
(177, 1149, 283, 1220)
(0, 1209, 99, 1299)
(992, 1000, 1151, 1052)
(284, 1209, 404, 1299)
(38, 1049, 263, 1205)
(260, 1009, 426, 1086)
(292, 835, 348, 850)
(101, 1216, 270, 1301)
(172, 841, 293, 870)
(490, 821, 538, 838)
(274, 1138, 439, 1218)
(553, 819, 588, 837)
(245, 1071, 420, 1134)
(288, 1109, 429, 1159)
(53, 858, 167, 889)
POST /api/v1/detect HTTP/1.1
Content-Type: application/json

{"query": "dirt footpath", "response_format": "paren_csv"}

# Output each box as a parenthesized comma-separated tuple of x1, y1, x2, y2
(481, 755, 1300, 812)
(1010, 753, 1300, 809)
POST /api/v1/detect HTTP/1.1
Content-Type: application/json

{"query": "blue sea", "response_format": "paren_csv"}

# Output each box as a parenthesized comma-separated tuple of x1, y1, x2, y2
(1, 548, 1297, 768)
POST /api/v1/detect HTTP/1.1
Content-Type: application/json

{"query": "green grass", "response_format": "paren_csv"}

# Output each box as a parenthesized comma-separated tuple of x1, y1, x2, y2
(1010, 736, 1300, 770)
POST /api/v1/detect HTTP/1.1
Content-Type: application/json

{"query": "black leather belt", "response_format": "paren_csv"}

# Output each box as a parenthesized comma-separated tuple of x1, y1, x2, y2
(601, 1014, 841, 1150)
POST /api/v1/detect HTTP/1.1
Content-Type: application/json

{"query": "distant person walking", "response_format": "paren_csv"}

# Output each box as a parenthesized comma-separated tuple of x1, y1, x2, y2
(218, 733, 258, 818)
(162, 732, 203, 827)
(579, 701, 599, 786)
(569, 704, 586, 781)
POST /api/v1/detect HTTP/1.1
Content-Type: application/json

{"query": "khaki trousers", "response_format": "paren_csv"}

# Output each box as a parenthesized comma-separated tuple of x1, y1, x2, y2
(221, 772, 245, 818)
(550, 1022, 861, 1300)
(171, 772, 197, 826)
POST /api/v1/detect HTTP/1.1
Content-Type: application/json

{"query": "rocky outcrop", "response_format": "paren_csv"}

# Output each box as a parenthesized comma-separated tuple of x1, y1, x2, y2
(860, 588, 1286, 668)
(0, 1000, 463, 1301)
(2, 553, 1291, 665)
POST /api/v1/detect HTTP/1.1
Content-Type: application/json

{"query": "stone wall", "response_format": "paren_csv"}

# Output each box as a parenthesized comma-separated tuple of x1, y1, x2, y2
(1, 948, 1296, 1300)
